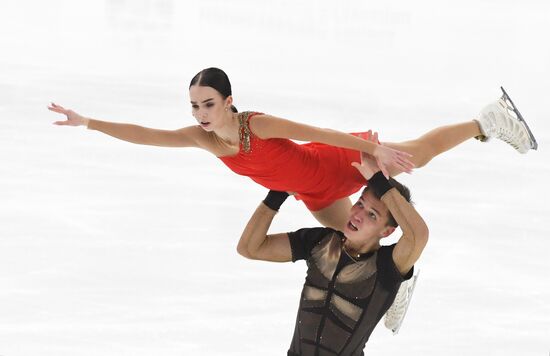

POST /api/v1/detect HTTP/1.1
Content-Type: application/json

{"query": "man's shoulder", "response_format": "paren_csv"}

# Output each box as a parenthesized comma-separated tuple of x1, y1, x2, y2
(377, 243, 397, 256)
(376, 243, 398, 273)
(377, 243, 414, 283)
(288, 227, 343, 262)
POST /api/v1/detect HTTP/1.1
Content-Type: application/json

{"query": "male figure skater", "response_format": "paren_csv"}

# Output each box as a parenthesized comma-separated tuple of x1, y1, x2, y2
(237, 151, 428, 356)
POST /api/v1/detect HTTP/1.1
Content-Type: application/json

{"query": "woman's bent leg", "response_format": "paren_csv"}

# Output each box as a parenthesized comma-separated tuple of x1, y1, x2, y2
(310, 197, 353, 231)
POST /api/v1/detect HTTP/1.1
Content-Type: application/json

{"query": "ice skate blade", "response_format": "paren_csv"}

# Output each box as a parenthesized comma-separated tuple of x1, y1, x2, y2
(500, 86, 538, 151)
(386, 272, 419, 335)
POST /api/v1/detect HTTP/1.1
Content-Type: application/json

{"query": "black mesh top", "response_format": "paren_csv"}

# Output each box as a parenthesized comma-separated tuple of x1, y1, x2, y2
(287, 227, 413, 356)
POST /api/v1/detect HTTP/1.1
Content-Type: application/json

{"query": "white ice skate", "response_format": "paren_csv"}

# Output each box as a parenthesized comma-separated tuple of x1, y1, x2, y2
(475, 87, 538, 153)
(384, 272, 419, 335)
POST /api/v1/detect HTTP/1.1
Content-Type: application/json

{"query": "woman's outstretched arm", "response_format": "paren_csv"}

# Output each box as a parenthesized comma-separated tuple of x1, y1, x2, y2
(249, 114, 414, 178)
(48, 103, 202, 148)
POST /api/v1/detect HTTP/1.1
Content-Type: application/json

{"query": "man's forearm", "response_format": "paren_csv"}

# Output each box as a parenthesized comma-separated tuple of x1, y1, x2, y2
(381, 188, 429, 274)
(381, 190, 428, 241)
(237, 203, 277, 258)
(366, 170, 428, 273)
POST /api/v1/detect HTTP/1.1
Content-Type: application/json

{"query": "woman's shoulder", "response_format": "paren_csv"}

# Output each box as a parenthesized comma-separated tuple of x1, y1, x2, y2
(177, 124, 226, 153)
(238, 111, 265, 121)
(244, 112, 277, 139)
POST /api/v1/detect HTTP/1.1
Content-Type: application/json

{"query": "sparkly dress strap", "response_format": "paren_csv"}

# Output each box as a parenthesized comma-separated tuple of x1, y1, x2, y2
(237, 111, 262, 153)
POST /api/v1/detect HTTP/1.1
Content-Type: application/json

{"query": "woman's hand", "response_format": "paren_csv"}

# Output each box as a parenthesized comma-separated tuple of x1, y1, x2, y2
(373, 144, 415, 178)
(353, 131, 414, 179)
(351, 131, 383, 180)
(48, 103, 89, 127)
(351, 150, 380, 181)
(367, 131, 414, 178)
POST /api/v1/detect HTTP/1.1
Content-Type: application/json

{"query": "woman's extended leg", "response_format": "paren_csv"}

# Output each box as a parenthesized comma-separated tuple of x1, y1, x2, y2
(383, 120, 482, 177)
(308, 122, 481, 229)
(310, 197, 353, 231)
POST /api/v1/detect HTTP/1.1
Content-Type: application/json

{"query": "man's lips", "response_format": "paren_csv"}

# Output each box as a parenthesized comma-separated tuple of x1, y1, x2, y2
(347, 221, 358, 231)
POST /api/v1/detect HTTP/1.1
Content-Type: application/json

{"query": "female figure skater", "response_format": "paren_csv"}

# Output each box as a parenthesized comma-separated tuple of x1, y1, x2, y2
(48, 67, 535, 230)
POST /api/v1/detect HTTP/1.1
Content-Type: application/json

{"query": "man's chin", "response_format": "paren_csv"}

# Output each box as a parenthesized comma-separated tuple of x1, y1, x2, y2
(343, 228, 357, 240)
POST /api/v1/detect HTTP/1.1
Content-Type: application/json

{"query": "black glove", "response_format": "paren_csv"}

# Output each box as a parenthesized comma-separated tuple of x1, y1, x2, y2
(263, 190, 290, 211)
(368, 171, 393, 199)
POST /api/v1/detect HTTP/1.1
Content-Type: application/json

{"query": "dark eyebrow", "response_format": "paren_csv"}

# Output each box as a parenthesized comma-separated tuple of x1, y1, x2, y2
(361, 197, 381, 217)
(190, 98, 214, 104)
(360, 193, 382, 217)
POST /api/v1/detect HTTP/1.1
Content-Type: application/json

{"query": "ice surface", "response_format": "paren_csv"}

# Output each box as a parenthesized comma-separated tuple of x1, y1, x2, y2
(0, 1, 548, 355)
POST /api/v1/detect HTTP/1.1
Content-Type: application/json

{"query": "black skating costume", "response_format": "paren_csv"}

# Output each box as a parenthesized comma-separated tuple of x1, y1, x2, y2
(287, 227, 413, 356)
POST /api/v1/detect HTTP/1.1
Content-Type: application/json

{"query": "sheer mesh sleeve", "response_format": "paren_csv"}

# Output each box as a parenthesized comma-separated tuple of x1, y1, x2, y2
(377, 244, 414, 290)
(288, 227, 334, 262)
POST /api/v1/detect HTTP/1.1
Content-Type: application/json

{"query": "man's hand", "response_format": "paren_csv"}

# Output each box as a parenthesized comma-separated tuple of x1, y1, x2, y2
(351, 130, 383, 180)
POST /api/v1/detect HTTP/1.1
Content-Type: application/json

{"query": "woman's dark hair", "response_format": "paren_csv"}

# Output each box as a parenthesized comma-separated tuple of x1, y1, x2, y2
(189, 68, 238, 113)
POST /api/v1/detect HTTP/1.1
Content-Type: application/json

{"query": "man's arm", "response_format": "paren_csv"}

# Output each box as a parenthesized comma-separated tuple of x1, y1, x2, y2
(236, 192, 293, 262)
(379, 181, 429, 276)
(352, 140, 428, 276)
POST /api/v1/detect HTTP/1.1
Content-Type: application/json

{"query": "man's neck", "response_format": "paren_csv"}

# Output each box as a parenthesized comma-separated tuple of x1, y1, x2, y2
(343, 238, 380, 258)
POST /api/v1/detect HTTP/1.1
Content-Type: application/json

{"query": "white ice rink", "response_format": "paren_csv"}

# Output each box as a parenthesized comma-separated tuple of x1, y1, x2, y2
(1, 1, 549, 355)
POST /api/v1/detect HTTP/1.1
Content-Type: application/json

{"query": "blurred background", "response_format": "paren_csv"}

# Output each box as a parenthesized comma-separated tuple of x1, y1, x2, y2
(0, 0, 548, 355)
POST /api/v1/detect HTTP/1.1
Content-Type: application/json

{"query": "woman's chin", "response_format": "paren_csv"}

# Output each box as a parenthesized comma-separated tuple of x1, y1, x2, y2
(199, 122, 213, 130)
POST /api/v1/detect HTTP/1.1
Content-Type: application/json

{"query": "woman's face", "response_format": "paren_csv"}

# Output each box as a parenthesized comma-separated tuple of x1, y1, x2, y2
(189, 85, 231, 131)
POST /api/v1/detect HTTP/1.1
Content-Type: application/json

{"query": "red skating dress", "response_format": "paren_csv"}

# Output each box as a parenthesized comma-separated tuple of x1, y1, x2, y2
(218, 112, 367, 211)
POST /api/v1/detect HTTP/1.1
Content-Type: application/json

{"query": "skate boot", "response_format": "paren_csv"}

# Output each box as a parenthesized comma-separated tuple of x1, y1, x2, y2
(384, 273, 419, 335)
(475, 87, 538, 153)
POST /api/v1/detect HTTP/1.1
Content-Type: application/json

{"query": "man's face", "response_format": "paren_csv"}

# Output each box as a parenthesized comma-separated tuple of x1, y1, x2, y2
(342, 190, 395, 244)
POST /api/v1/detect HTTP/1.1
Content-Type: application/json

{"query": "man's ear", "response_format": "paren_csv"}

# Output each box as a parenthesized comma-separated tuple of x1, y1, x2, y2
(380, 226, 396, 238)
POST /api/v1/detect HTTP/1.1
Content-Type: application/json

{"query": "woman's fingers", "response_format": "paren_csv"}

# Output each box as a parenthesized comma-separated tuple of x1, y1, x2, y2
(48, 103, 67, 114)
(47, 105, 61, 113)
(48, 103, 76, 125)
(359, 130, 372, 141)
(397, 149, 413, 158)
(398, 156, 415, 173)
(382, 150, 414, 175)
(380, 164, 390, 179)
(375, 156, 390, 179)
(374, 140, 416, 176)
(393, 148, 414, 171)
(397, 162, 414, 174)
(398, 154, 415, 167)
(399, 163, 413, 174)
